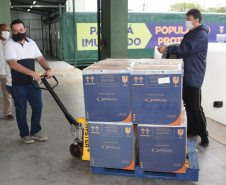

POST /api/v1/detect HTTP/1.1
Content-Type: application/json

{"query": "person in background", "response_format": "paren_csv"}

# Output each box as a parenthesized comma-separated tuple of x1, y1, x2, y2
(157, 9, 209, 146)
(0, 24, 15, 120)
(4, 19, 53, 144)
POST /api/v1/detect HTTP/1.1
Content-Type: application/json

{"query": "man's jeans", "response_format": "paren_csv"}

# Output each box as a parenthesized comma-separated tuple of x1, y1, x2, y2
(8, 84, 42, 138)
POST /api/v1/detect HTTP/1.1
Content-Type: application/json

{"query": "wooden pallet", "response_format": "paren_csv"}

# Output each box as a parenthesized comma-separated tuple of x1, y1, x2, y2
(91, 141, 199, 182)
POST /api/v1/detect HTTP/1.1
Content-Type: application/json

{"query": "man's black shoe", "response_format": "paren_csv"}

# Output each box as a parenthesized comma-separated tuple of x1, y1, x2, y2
(200, 137, 209, 146)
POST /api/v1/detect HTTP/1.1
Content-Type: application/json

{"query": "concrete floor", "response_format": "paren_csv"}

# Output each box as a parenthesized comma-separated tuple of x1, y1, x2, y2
(0, 57, 226, 185)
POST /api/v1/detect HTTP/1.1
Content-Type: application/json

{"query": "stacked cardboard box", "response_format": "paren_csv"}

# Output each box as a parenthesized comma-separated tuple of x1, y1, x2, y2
(83, 65, 132, 122)
(138, 115, 187, 173)
(130, 63, 183, 125)
(130, 60, 187, 173)
(88, 122, 137, 170)
(82, 59, 137, 170)
(83, 58, 186, 173)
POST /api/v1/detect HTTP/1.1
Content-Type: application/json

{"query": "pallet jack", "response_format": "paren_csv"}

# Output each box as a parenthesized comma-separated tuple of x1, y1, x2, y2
(32, 75, 199, 181)
(32, 75, 90, 160)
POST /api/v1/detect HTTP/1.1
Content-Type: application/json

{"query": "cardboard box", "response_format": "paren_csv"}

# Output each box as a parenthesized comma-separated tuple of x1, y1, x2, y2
(138, 122, 187, 173)
(131, 64, 183, 125)
(83, 66, 131, 122)
(89, 122, 137, 170)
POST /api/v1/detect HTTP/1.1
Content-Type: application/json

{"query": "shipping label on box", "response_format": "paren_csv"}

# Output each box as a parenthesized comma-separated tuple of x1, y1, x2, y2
(138, 124, 186, 173)
(131, 73, 182, 125)
(83, 72, 131, 122)
(88, 122, 137, 170)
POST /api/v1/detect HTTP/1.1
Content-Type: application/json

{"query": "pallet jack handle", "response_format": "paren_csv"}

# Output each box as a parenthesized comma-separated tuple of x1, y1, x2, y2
(32, 75, 59, 90)
(31, 75, 80, 130)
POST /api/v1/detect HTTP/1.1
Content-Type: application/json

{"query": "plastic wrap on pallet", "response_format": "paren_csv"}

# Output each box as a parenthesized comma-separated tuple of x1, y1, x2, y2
(100, 58, 141, 63)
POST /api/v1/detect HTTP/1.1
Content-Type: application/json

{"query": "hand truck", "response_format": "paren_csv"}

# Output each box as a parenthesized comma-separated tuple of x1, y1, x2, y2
(32, 75, 85, 159)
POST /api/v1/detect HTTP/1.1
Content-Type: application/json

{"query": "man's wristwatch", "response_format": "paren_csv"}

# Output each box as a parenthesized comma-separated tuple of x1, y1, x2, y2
(45, 68, 51, 71)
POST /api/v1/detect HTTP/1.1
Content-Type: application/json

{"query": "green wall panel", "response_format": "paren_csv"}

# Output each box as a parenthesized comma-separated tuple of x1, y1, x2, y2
(61, 12, 226, 67)
(0, 0, 11, 27)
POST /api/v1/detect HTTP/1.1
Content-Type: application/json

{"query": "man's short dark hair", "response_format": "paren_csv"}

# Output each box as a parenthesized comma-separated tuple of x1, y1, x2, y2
(186, 9, 202, 23)
(10, 19, 25, 30)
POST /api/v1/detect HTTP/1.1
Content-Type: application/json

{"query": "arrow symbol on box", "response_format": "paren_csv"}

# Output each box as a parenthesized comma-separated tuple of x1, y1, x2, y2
(134, 77, 138, 83)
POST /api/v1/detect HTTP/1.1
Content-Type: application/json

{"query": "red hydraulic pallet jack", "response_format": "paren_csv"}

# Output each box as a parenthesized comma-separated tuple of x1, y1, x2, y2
(32, 75, 90, 160)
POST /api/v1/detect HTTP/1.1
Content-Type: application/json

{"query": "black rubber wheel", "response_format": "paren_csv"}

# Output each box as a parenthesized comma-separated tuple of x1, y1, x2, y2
(69, 143, 83, 159)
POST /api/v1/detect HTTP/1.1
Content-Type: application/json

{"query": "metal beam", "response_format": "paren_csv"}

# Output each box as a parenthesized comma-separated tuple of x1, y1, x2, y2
(11, 7, 48, 14)
(11, 5, 65, 8)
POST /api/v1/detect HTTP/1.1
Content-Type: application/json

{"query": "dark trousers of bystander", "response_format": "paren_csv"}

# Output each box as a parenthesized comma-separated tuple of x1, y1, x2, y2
(183, 86, 208, 138)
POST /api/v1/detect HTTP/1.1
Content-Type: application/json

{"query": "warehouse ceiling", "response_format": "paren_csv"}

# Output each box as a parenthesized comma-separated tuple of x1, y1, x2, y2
(10, 0, 66, 14)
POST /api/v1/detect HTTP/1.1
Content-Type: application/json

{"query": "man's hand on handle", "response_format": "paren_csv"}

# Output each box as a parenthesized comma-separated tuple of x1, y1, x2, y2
(44, 70, 53, 79)
(31, 72, 41, 81)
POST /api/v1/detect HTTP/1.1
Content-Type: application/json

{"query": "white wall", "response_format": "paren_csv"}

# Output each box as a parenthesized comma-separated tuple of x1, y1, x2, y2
(11, 10, 43, 51)
(202, 43, 226, 125)
(66, 0, 87, 12)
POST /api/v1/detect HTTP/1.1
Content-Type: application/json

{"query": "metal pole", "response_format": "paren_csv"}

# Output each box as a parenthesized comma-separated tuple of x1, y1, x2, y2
(41, 14, 44, 53)
(204, 0, 205, 12)
(73, 0, 77, 67)
(143, 0, 145, 12)
(48, 14, 52, 56)
(97, 0, 101, 61)
(59, 3, 63, 60)
(55, 12, 57, 58)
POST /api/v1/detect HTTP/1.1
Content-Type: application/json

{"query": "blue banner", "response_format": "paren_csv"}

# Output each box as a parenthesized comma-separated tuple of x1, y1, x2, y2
(145, 23, 226, 48)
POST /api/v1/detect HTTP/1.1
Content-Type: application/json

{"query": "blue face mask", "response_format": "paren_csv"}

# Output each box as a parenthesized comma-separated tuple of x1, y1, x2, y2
(12, 32, 26, 42)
